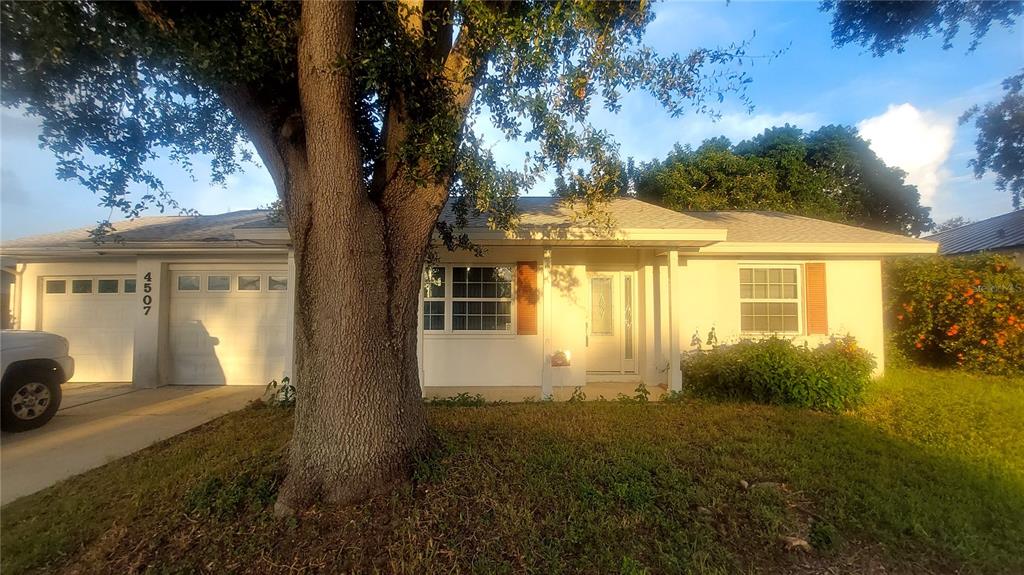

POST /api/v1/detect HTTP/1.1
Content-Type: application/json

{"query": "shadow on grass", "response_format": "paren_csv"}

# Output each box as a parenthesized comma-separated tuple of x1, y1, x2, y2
(2, 401, 1023, 574)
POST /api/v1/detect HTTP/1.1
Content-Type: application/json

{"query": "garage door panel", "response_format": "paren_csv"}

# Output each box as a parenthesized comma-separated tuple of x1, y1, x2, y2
(40, 276, 135, 382)
(169, 270, 289, 386)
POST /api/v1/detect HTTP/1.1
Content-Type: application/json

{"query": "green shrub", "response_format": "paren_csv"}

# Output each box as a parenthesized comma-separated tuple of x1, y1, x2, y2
(885, 254, 1024, 374)
(681, 336, 875, 413)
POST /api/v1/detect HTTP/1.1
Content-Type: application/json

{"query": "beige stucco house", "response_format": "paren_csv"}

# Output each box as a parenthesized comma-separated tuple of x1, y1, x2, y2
(0, 197, 936, 396)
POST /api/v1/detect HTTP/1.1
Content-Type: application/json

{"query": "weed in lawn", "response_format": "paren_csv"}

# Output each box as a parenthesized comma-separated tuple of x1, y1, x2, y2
(427, 392, 488, 406)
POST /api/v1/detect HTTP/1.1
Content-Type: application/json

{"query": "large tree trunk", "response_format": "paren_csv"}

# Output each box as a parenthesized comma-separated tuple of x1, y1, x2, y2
(274, 192, 430, 509)
(273, 1, 439, 511)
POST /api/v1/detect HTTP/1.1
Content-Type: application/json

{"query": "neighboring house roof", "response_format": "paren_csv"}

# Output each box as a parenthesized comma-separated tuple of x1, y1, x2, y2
(0, 197, 937, 257)
(924, 210, 1024, 255)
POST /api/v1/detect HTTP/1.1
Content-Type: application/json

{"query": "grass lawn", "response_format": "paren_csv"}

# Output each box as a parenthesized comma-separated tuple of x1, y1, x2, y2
(3, 368, 1023, 574)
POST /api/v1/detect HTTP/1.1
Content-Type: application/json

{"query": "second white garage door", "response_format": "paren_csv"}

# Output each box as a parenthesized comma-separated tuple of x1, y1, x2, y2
(168, 268, 290, 386)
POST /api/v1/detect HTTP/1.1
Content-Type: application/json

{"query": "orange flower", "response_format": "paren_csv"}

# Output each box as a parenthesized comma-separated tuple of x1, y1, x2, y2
(897, 314, 904, 321)
(980, 339, 988, 345)
(973, 278, 981, 286)
(967, 299, 974, 306)
(915, 342, 923, 349)
(964, 288, 975, 297)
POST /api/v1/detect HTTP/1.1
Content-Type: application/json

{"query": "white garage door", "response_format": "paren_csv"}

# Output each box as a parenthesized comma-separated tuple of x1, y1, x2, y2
(168, 268, 290, 386)
(40, 276, 136, 382)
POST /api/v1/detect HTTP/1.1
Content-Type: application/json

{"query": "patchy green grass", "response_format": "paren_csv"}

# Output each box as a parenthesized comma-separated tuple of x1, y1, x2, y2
(2, 368, 1023, 574)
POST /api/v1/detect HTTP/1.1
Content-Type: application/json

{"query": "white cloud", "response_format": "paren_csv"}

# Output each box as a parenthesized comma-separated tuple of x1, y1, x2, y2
(857, 103, 955, 204)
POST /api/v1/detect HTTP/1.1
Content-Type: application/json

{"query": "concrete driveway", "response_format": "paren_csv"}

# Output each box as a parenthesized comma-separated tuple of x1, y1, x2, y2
(1, 383, 264, 505)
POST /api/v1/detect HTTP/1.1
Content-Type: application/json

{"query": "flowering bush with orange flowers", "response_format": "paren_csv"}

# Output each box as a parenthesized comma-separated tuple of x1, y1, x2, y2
(885, 254, 1024, 374)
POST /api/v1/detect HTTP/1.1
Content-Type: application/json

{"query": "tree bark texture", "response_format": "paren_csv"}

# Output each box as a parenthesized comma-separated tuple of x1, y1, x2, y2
(274, 1, 436, 510)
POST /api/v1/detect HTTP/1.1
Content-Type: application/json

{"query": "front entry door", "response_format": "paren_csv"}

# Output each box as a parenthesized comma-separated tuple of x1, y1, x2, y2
(587, 270, 637, 374)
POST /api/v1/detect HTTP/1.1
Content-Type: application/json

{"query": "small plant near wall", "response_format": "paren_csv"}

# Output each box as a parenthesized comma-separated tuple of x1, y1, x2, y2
(264, 377, 295, 408)
(681, 336, 875, 413)
(885, 254, 1024, 375)
(616, 383, 650, 403)
(426, 392, 490, 407)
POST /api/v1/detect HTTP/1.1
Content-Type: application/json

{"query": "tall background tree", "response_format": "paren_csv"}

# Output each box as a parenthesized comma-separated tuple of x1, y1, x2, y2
(961, 71, 1024, 209)
(821, 0, 1023, 210)
(634, 124, 934, 236)
(1, 0, 752, 509)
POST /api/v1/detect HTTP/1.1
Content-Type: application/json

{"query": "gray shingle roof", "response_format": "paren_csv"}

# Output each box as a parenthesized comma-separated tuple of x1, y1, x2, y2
(1, 197, 934, 251)
(678, 211, 930, 244)
(2, 210, 271, 249)
(925, 210, 1024, 254)
(443, 196, 713, 230)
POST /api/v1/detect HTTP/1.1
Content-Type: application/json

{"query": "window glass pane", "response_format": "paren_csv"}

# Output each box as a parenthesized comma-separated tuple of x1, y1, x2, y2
(741, 314, 753, 331)
(177, 275, 200, 291)
(740, 284, 753, 298)
(753, 315, 769, 331)
(72, 279, 93, 294)
(424, 267, 444, 298)
(124, 279, 137, 293)
(97, 279, 119, 293)
(208, 275, 231, 291)
(590, 276, 614, 335)
(269, 276, 288, 291)
(753, 268, 767, 283)
(783, 284, 798, 299)
(783, 315, 799, 332)
(237, 276, 260, 291)
(423, 300, 445, 331)
(739, 268, 752, 283)
(783, 268, 797, 283)
(45, 280, 66, 294)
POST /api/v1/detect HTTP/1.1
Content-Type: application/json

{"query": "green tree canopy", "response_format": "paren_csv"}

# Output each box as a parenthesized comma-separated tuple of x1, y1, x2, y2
(635, 124, 934, 236)
(961, 71, 1024, 209)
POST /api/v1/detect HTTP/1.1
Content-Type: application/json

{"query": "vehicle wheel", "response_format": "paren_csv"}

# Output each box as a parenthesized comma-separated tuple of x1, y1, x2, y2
(1, 368, 62, 432)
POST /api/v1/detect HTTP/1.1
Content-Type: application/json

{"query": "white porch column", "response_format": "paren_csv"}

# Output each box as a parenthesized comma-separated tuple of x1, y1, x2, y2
(132, 258, 169, 388)
(642, 262, 659, 385)
(284, 249, 297, 384)
(540, 247, 553, 398)
(667, 250, 682, 391)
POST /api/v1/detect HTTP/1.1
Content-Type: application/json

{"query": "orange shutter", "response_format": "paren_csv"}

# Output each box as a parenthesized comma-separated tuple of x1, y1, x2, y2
(516, 262, 539, 335)
(805, 262, 828, 335)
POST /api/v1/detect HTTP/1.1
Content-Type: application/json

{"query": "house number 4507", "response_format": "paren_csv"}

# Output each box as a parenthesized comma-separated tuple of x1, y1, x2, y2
(142, 272, 153, 315)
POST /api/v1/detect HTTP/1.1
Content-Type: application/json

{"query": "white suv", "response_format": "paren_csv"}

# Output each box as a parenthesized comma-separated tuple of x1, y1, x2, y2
(1, 331, 75, 432)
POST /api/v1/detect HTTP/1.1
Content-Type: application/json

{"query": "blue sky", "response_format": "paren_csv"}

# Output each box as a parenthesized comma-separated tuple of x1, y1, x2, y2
(2, 1, 1021, 240)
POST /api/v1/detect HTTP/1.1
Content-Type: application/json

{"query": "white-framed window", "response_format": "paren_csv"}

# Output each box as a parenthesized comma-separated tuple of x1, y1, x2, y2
(208, 275, 231, 291)
(177, 275, 201, 291)
(45, 279, 67, 294)
(268, 275, 288, 291)
(739, 265, 801, 333)
(97, 279, 120, 294)
(71, 279, 93, 294)
(422, 265, 514, 334)
(124, 279, 137, 293)
(237, 275, 261, 291)
(422, 266, 446, 331)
